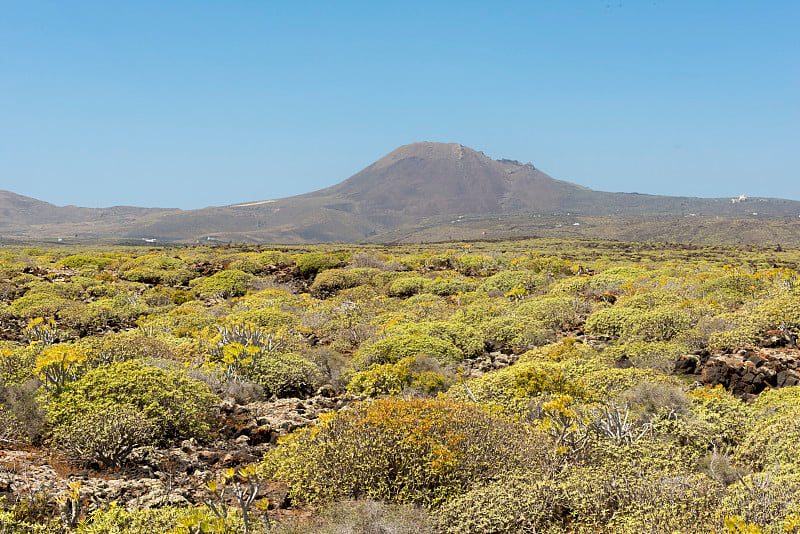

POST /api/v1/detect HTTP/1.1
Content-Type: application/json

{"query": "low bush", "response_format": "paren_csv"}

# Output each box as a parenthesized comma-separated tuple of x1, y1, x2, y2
(548, 276, 592, 296)
(54, 404, 157, 466)
(387, 276, 431, 297)
(8, 292, 75, 318)
(479, 270, 549, 294)
(58, 254, 113, 270)
(700, 273, 769, 308)
(192, 269, 253, 299)
(309, 268, 377, 297)
(448, 358, 586, 414)
(477, 314, 550, 350)
(576, 367, 681, 403)
(625, 306, 693, 341)
(0, 344, 38, 385)
(0, 379, 45, 444)
(251, 352, 322, 398)
(295, 252, 349, 277)
(230, 307, 299, 330)
(84, 331, 181, 364)
(48, 360, 217, 464)
(75, 502, 249, 534)
(428, 277, 475, 296)
(262, 397, 543, 507)
(584, 306, 640, 337)
(515, 296, 589, 329)
(736, 410, 800, 475)
(346, 356, 451, 397)
(390, 320, 485, 360)
(688, 386, 752, 449)
(435, 440, 719, 533)
(356, 333, 463, 368)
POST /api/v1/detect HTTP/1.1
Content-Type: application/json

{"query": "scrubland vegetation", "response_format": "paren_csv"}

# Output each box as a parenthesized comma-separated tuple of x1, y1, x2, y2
(1, 238, 800, 533)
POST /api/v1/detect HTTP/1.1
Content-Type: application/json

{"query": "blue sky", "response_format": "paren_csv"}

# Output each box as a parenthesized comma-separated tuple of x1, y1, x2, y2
(1, 1, 798, 208)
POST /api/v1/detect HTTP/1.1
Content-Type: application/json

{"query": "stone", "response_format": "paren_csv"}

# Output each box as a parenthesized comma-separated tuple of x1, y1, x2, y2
(316, 384, 337, 397)
(219, 397, 237, 413)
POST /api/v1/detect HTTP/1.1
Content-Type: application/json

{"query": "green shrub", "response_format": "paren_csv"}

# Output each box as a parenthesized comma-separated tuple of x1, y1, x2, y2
(8, 292, 75, 318)
(584, 306, 641, 337)
(428, 277, 475, 296)
(751, 385, 800, 415)
(576, 367, 681, 403)
(192, 269, 253, 299)
(48, 360, 217, 460)
(76, 502, 246, 534)
(372, 270, 410, 289)
(716, 473, 800, 532)
(737, 407, 800, 475)
(507, 254, 572, 275)
(281, 500, 432, 534)
(121, 266, 195, 286)
(478, 315, 549, 349)
(84, 331, 180, 364)
(57, 301, 129, 335)
(438, 441, 718, 534)
(603, 340, 685, 371)
(616, 290, 683, 309)
(262, 397, 542, 507)
(432, 473, 565, 534)
(586, 269, 641, 296)
(700, 274, 769, 308)
(456, 254, 498, 276)
(357, 333, 463, 368)
(251, 352, 322, 398)
(231, 307, 299, 330)
(295, 252, 349, 277)
(230, 257, 264, 274)
(753, 296, 800, 336)
(688, 386, 752, 448)
(708, 328, 761, 352)
(347, 356, 450, 397)
(0, 345, 38, 385)
(54, 404, 157, 466)
(563, 442, 718, 533)
(549, 276, 592, 296)
(516, 296, 588, 329)
(451, 298, 511, 325)
(0, 511, 50, 533)
(625, 306, 693, 341)
(448, 359, 585, 414)
(259, 250, 292, 267)
(0, 379, 45, 444)
(387, 276, 431, 297)
(479, 270, 549, 294)
(405, 292, 442, 305)
(239, 287, 306, 309)
(389, 321, 485, 360)
(117, 254, 195, 286)
(138, 304, 217, 338)
(310, 268, 376, 296)
(58, 254, 114, 270)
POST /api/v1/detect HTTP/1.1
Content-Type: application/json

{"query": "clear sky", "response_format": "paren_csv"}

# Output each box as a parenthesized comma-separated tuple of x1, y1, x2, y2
(1, 1, 798, 209)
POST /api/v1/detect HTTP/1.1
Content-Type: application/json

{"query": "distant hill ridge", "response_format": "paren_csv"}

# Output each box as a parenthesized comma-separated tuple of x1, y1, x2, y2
(2, 142, 800, 244)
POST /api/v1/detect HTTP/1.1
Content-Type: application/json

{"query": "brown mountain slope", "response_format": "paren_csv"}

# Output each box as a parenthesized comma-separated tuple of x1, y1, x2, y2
(2, 142, 800, 244)
(295, 142, 800, 220)
(0, 190, 178, 229)
(310, 142, 584, 216)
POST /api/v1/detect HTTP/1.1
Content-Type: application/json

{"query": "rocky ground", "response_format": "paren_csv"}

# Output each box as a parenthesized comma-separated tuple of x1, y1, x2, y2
(0, 389, 364, 519)
(3, 325, 799, 523)
(677, 332, 800, 400)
